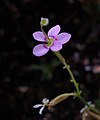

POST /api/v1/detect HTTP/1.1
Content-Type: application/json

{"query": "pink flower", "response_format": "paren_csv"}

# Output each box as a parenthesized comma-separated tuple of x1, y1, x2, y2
(32, 25, 71, 56)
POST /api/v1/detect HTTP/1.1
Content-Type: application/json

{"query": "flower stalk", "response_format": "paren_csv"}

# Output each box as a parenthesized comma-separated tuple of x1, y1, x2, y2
(54, 51, 80, 95)
(41, 25, 48, 40)
(54, 51, 100, 115)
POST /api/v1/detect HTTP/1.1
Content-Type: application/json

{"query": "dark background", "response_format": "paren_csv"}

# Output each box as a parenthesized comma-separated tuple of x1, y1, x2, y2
(0, 0, 100, 120)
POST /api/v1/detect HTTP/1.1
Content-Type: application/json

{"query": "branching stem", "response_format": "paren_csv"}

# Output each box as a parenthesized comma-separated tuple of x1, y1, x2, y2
(54, 51, 100, 115)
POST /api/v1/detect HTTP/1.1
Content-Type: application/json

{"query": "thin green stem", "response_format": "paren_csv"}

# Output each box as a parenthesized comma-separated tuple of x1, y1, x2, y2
(41, 25, 48, 39)
(54, 51, 80, 94)
(54, 51, 100, 115)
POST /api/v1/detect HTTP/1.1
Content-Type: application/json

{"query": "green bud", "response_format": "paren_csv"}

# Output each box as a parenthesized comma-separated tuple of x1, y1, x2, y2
(40, 17, 49, 26)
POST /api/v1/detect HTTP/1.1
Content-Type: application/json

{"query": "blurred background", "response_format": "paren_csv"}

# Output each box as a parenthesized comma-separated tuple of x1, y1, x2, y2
(0, 0, 100, 120)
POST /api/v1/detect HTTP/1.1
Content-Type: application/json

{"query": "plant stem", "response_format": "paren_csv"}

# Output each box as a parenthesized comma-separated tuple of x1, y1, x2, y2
(54, 51, 100, 115)
(54, 51, 80, 94)
(78, 96, 100, 115)
(41, 25, 48, 39)
(82, 113, 86, 120)
(88, 111, 100, 120)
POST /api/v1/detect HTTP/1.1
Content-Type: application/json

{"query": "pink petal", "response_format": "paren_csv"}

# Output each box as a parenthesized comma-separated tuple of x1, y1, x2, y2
(32, 31, 45, 42)
(50, 41, 62, 52)
(48, 25, 60, 37)
(57, 33, 71, 44)
(33, 44, 49, 56)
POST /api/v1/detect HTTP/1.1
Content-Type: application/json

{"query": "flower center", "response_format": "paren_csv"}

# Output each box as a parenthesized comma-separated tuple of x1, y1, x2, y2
(45, 37, 53, 47)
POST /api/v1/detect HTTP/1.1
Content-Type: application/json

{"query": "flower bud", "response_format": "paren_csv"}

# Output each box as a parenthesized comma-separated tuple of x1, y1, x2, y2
(40, 17, 49, 26)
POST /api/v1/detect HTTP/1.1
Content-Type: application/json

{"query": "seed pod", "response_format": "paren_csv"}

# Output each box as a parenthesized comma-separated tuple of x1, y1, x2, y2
(49, 93, 75, 107)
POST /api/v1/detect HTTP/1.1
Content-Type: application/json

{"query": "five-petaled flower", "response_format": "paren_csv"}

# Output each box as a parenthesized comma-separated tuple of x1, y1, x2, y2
(32, 25, 71, 56)
(33, 98, 49, 115)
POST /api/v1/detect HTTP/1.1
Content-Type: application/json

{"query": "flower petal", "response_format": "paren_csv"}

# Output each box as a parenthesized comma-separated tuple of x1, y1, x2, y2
(33, 104, 43, 108)
(57, 33, 71, 44)
(48, 25, 60, 37)
(39, 106, 45, 115)
(42, 98, 49, 104)
(33, 44, 49, 56)
(32, 31, 45, 42)
(50, 41, 62, 52)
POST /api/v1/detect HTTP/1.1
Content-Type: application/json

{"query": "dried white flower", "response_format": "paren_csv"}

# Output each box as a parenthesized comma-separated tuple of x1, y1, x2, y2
(33, 98, 49, 114)
(80, 101, 95, 114)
